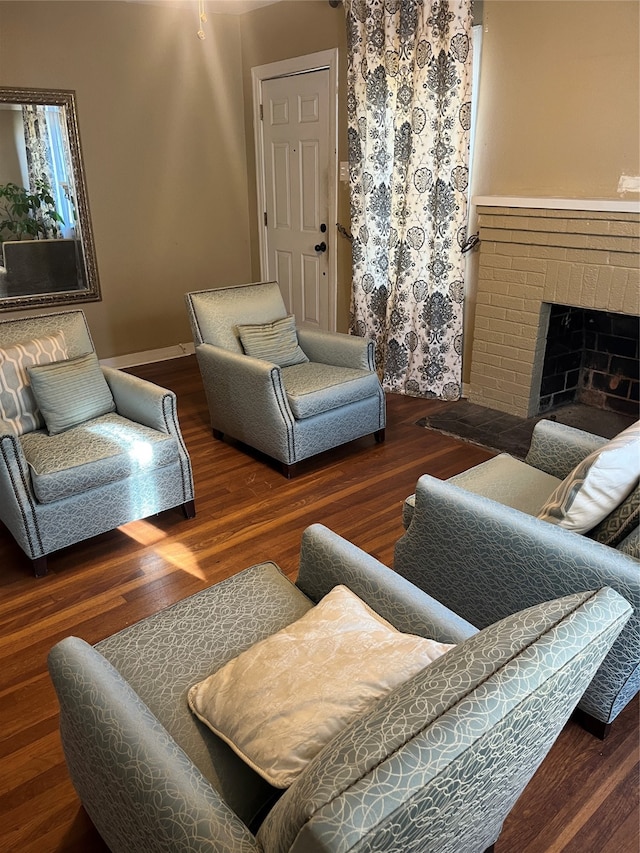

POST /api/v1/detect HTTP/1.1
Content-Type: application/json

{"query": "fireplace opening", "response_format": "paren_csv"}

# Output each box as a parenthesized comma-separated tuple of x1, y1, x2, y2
(538, 305, 639, 418)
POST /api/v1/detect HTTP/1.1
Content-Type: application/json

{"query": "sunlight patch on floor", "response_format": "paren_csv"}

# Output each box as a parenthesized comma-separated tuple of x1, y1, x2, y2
(118, 520, 205, 580)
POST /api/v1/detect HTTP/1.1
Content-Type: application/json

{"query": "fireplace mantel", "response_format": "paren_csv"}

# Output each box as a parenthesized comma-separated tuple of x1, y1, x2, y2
(473, 196, 640, 214)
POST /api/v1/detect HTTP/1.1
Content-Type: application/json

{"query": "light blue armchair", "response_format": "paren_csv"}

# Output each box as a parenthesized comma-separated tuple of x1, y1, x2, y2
(185, 282, 386, 477)
(48, 524, 631, 853)
(0, 310, 195, 576)
(395, 419, 639, 738)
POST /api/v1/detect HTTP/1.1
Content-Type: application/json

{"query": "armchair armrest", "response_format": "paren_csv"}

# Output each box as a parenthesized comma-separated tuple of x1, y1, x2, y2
(525, 419, 608, 479)
(297, 326, 375, 371)
(296, 524, 477, 644)
(195, 343, 296, 461)
(48, 637, 261, 853)
(0, 426, 42, 557)
(102, 367, 179, 435)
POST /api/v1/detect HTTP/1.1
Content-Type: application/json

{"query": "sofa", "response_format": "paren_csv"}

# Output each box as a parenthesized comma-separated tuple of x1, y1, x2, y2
(395, 419, 639, 737)
(48, 523, 631, 852)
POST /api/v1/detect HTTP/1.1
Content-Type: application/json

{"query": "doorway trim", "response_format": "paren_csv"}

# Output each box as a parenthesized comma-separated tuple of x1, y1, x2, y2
(252, 48, 339, 331)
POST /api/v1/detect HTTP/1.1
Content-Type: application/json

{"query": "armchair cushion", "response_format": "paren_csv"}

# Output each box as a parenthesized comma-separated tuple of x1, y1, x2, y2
(20, 413, 179, 503)
(538, 420, 640, 533)
(281, 362, 382, 420)
(187, 584, 453, 789)
(0, 330, 68, 435)
(27, 351, 116, 435)
(237, 315, 308, 368)
(449, 453, 561, 515)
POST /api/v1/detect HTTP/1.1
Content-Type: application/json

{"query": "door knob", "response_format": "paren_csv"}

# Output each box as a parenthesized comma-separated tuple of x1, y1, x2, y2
(314, 241, 327, 253)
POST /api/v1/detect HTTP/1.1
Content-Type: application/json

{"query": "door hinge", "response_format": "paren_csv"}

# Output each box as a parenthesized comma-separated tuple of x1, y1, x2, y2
(264, 211, 268, 227)
(259, 103, 264, 121)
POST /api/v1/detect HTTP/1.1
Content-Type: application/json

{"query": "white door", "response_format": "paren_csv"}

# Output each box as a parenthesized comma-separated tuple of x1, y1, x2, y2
(260, 69, 331, 330)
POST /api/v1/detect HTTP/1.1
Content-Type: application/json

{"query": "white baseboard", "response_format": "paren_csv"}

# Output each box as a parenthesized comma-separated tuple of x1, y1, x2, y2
(100, 342, 195, 370)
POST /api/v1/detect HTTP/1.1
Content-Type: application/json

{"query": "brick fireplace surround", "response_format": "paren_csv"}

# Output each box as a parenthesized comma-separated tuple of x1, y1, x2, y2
(467, 198, 640, 419)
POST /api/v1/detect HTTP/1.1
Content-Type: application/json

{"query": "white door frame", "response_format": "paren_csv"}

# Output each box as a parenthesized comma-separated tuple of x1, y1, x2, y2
(252, 48, 339, 331)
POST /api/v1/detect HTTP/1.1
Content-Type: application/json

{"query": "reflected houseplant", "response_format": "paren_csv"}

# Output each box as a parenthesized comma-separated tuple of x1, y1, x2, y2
(0, 179, 64, 244)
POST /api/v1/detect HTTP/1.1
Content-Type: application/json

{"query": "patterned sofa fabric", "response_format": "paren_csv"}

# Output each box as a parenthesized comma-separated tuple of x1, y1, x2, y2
(48, 524, 632, 853)
(20, 413, 179, 503)
(395, 471, 640, 730)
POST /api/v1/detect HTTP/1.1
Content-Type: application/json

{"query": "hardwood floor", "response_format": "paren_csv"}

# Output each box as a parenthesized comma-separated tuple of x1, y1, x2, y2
(0, 355, 637, 853)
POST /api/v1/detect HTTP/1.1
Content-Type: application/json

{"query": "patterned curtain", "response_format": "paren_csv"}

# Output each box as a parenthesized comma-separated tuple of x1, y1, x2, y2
(22, 104, 62, 239)
(346, 0, 473, 399)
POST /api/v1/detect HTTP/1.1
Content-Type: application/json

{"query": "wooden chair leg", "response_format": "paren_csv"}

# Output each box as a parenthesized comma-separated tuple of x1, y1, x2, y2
(182, 499, 196, 519)
(374, 428, 386, 443)
(282, 462, 296, 479)
(212, 429, 224, 440)
(573, 707, 611, 740)
(32, 556, 48, 578)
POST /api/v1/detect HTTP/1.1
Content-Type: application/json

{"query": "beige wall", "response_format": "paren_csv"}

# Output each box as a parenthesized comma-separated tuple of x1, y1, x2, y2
(240, 0, 353, 331)
(473, 0, 640, 198)
(0, 1, 253, 358)
(0, 0, 637, 365)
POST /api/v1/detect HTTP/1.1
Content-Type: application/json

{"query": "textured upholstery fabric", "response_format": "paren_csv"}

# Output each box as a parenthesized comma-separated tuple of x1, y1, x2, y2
(524, 419, 608, 479)
(589, 482, 640, 548)
(538, 421, 640, 533)
(185, 283, 386, 468)
(0, 330, 68, 435)
(188, 584, 453, 788)
(0, 311, 194, 569)
(48, 523, 631, 853)
(21, 413, 179, 503)
(237, 315, 308, 367)
(27, 351, 116, 434)
(281, 362, 382, 420)
(395, 465, 640, 727)
(259, 587, 630, 853)
(450, 454, 561, 514)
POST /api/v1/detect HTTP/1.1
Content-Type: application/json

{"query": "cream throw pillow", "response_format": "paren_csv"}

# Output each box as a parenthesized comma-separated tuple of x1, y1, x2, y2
(538, 420, 640, 534)
(188, 585, 454, 788)
(236, 315, 309, 368)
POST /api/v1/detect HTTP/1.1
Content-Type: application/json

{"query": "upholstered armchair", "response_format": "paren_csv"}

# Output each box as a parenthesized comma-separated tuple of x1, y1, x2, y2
(395, 419, 639, 738)
(48, 524, 630, 853)
(0, 310, 195, 577)
(185, 281, 386, 476)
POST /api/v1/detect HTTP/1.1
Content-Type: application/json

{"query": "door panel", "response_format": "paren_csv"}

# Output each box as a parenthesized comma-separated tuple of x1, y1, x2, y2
(262, 69, 330, 330)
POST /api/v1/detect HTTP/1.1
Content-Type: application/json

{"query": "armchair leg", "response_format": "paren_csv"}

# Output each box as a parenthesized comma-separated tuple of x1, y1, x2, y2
(212, 429, 224, 440)
(374, 428, 386, 444)
(573, 708, 611, 740)
(182, 500, 196, 519)
(32, 556, 48, 578)
(282, 462, 297, 479)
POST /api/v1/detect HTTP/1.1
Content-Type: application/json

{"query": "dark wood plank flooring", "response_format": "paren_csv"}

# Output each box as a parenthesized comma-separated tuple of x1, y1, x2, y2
(0, 355, 637, 852)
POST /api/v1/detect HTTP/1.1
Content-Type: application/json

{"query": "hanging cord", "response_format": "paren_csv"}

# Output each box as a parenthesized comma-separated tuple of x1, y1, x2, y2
(337, 222, 353, 241)
(461, 232, 480, 254)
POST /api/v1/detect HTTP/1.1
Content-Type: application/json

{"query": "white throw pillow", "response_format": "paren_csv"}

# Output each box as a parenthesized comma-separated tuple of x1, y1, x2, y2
(188, 584, 454, 788)
(537, 420, 640, 533)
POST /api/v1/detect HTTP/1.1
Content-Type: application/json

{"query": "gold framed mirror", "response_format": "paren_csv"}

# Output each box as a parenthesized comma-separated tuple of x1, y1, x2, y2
(0, 86, 100, 312)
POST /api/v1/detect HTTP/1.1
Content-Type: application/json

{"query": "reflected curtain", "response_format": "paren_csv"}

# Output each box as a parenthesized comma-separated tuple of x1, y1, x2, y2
(22, 104, 61, 239)
(346, 0, 473, 399)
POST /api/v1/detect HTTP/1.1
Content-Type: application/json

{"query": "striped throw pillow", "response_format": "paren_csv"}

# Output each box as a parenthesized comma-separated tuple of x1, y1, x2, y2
(0, 331, 68, 435)
(26, 351, 115, 435)
(538, 420, 640, 534)
(236, 315, 309, 368)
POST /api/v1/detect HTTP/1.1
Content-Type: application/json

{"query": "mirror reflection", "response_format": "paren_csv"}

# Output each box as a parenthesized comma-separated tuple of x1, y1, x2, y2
(0, 87, 100, 311)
